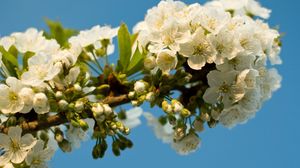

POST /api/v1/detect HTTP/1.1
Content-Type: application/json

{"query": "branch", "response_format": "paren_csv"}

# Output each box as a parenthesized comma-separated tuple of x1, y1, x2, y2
(0, 94, 130, 134)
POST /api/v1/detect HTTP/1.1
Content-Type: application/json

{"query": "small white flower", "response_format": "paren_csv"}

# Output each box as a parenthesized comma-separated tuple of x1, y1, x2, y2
(171, 133, 201, 155)
(25, 140, 55, 168)
(179, 28, 216, 70)
(0, 77, 33, 114)
(69, 25, 118, 56)
(0, 127, 37, 166)
(33, 93, 50, 114)
(143, 112, 173, 144)
(156, 49, 178, 73)
(21, 53, 62, 87)
(134, 81, 146, 94)
(208, 29, 242, 65)
(66, 126, 87, 148)
(12, 28, 59, 54)
(120, 107, 143, 129)
(0, 36, 15, 51)
(203, 70, 245, 108)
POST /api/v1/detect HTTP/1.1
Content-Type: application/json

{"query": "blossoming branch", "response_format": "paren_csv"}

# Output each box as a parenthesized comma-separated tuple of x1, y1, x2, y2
(0, 0, 282, 167)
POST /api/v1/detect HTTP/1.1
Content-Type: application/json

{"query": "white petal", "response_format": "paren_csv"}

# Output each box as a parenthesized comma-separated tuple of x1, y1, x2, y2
(8, 127, 22, 142)
(187, 55, 206, 70)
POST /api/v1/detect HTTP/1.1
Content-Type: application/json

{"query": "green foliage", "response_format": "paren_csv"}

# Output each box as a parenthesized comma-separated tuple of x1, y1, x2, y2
(44, 19, 78, 47)
(0, 46, 18, 77)
(117, 23, 145, 76)
(117, 23, 132, 71)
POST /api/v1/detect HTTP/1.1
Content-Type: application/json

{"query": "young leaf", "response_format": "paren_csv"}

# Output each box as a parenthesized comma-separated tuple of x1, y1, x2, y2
(117, 23, 132, 71)
(126, 48, 145, 76)
(44, 19, 78, 47)
(0, 46, 18, 77)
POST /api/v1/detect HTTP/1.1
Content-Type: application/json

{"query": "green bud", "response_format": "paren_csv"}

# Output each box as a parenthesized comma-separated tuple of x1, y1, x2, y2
(39, 131, 49, 142)
(79, 120, 89, 131)
(6, 116, 17, 127)
(58, 139, 72, 153)
(128, 91, 136, 99)
(92, 145, 100, 159)
(58, 100, 68, 110)
(54, 128, 64, 143)
(158, 116, 167, 125)
(112, 141, 120, 156)
(168, 115, 177, 125)
(123, 127, 130, 135)
(180, 108, 191, 117)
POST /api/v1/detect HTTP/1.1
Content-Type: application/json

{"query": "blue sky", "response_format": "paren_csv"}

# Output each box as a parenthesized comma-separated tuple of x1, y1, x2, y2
(0, 0, 299, 168)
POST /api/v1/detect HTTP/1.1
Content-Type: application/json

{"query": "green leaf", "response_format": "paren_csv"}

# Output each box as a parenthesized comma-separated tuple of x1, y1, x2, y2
(126, 48, 145, 76)
(0, 46, 18, 77)
(23, 51, 35, 71)
(117, 23, 132, 72)
(44, 19, 78, 47)
(0, 46, 18, 66)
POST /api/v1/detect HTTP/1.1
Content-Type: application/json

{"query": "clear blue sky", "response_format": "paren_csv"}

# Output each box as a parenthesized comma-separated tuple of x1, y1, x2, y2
(0, 0, 299, 168)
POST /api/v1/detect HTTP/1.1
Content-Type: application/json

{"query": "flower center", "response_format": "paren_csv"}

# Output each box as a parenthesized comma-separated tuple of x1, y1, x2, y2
(10, 139, 21, 152)
(9, 91, 18, 101)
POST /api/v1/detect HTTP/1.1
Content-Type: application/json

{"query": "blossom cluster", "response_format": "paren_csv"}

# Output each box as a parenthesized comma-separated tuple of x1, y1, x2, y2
(0, 0, 282, 166)
(134, 0, 282, 128)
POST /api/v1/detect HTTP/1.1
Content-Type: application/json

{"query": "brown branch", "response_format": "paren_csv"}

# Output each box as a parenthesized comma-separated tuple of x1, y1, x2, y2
(0, 94, 130, 134)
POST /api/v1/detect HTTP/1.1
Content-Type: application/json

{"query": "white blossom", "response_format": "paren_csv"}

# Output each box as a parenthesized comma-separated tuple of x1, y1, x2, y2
(0, 36, 15, 51)
(143, 112, 173, 144)
(179, 28, 216, 70)
(171, 133, 201, 155)
(33, 93, 50, 114)
(120, 107, 143, 129)
(156, 49, 178, 73)
(25, 140, 55, 168)
(203, 70, 245, 108)
(12, 28, 59, 54)
(0, 127, 37, 166)
(21, 53, 62, 87)
(0, 77, 33, 114)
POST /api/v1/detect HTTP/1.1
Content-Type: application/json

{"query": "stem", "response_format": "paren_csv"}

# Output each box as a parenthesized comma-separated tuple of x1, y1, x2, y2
(83, 61, 101, 75)
(0, 94, 130, 134)
(91, 52, 104, 72)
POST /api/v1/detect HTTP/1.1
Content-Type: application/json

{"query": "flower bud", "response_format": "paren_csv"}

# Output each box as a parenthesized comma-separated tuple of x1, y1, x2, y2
(181, 108, 191, 117)
(54, 128, 64, 143)
(75, 100, 84, 112)
(174, 127, 185, 141)
(144, 56, 156, 70)
(171, 100, 183, 113)
(128, 91, 136, 99)
(92, 103, 104, 118)
(55, 91, 63, 99)
(74, 83, 82, 92)
(103, 104, 112, 115)
(58, 139, 72, 153)
(162, 100, 172, 114)
(134, 80, 147, 95)
(145, 92, 155, 102)
(200, 113, 210, 122)
(58, 100, 69, 110)
(131, 100, 139, 106)
(79, 120, 89, 131)
(33, 93, 50, 114)
(193, 119, 204, 132)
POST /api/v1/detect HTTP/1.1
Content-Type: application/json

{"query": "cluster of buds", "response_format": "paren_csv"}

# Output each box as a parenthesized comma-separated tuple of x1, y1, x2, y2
(128, 80, 155, 106)
(91, 103, 132, 158)
(54, 127, 72, 153)
(162, 100, 191, 118)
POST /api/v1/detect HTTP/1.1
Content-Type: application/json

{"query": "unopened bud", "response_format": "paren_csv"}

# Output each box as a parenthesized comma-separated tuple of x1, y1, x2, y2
(171, 100, 183, 113)
(75, 101, 84, 112)
(144, 56, 156, 70)
(134, 80, 147, 95)
(128, 91, 136, 99)
(58, 139, 72, 153)
(58, 100, 69, 110)
(193, 119, 204, 132)
(162, 100, 172, 114)
(55, 91, 63, 99)
(145, 92, 155, 102)
(74, 83, 82, 92)
(181, 108, 191, 117)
